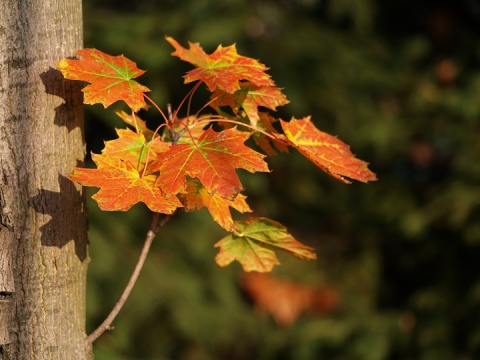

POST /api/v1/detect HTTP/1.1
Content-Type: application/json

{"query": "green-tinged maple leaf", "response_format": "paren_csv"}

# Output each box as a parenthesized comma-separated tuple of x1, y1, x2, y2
(166, 36, 275, 93)
(182, 178, 251, 231)
(102, 128, 170, 170)
(56, 48, 150, 112)
(211, 82, 289, 127)
(151, 127, 270, 200)
(214, 218, 317, 272)
(281, 117, 377, 183)
(69, 153, 181, 213)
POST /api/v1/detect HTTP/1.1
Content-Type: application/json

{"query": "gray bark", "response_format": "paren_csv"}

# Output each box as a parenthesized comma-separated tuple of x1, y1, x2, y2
(0, 0, 90, 358)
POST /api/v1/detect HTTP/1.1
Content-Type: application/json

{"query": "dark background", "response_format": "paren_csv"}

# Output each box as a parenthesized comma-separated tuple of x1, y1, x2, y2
(81, 0, 480, 359)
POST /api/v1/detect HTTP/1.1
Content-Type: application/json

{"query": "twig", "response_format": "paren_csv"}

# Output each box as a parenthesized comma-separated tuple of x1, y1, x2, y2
(86, 211, 174, 345)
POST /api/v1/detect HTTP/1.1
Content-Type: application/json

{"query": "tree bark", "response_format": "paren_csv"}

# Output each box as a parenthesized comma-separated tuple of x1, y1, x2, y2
(0, 0, 90, 359)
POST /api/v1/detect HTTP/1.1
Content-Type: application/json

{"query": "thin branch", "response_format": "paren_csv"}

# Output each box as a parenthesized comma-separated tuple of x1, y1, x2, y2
(86, 211, 175, 345)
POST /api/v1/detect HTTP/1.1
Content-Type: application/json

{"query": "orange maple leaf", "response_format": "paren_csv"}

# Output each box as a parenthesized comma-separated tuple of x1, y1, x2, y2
(69, 153, 181, 213)
(102, 128, 169, 169)
(151, 127, 270, 200)
(281, 117, 377, 183)
(181, 178, 251, 231)
(210, 81, 289, 127)
(252, 112, 290, 156)
(56, 48, 150, 112)
(166, 36, 275, 93)
(115, 110, 152, 137)
(214, 218, 317, 272)
(242, 273, 339, 326)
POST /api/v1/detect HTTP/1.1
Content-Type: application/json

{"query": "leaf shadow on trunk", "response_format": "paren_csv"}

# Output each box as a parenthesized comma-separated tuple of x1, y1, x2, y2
(40, 66, 84, 133)
(29, 174, 88, 261)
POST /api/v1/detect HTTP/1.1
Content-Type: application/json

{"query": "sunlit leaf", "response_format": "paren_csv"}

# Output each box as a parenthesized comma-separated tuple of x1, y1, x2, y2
(115, 110, 152, 136)
(214, 218, 316, 272)
(69, 153, 181, 213)
(102, 128, 170, 171)
(211, 81, 289, 127)
(166, 36, 275, 93)
(281, 117, 377, 183)
(182, 178, 251, 231)
(151, 127, 270, 200)
(57, 48, 150, 111)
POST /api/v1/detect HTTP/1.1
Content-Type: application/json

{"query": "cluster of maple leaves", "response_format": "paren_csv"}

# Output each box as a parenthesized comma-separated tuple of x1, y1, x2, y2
(57, 36, 376, 272)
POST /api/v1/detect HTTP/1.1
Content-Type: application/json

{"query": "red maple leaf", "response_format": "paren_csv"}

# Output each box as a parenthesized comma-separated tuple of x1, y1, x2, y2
(214, 218, 317, 272)
(151, 127, 270, 200)
(166, 36, 275, 93)
(56, 48, 150, 112)
(281, 117, 377, 183)
(181, 178, 251, 231)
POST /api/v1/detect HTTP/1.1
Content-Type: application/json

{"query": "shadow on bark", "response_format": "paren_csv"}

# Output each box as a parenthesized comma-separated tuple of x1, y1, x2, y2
(40, 67, 84, 132)
(29, 174, 88, 261)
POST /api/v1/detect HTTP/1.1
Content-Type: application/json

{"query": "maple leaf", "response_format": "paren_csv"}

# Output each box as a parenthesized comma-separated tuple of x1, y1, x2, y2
(214, 218, 317, 272)
(281, 117, 377, 183)
(252, 112, 290, 156)
(57, 48, 150, 112)
(102, 128, 170, 172)
(242, 273, 339, 326)
(115, 110, 152, 137)
(166, 36, 275, 93)
(210, 81, 289, 127)
(69, 153, 181, 213)
(181, 178, 251, 231)
(151, 127, 270, 200)
(102, 128, 147, 167)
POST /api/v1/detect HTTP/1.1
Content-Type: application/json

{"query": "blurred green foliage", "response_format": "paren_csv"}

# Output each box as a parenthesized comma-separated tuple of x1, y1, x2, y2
(82, 0, 480, 358)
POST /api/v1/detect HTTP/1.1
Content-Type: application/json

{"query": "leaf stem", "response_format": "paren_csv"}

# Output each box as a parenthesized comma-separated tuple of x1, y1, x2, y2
(144, 94, 169, 123)
(194, 94, 219, 118)
(140, 122, 167, 178)
(131, 111, 139, 133)
(194, 117, 291, 147)
(85, 211, 175, 345)
(174, 81, 202, 125)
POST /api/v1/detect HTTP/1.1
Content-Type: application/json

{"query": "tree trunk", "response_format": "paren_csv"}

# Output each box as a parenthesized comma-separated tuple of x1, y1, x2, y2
(0, 0, 91, 359)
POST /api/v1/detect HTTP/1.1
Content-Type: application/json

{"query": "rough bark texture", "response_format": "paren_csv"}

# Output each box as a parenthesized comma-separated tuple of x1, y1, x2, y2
(0, 0, 91, 359)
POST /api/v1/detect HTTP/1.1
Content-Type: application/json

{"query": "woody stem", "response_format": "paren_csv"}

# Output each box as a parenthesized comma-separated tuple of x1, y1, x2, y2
(85, 211, 175, 345)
